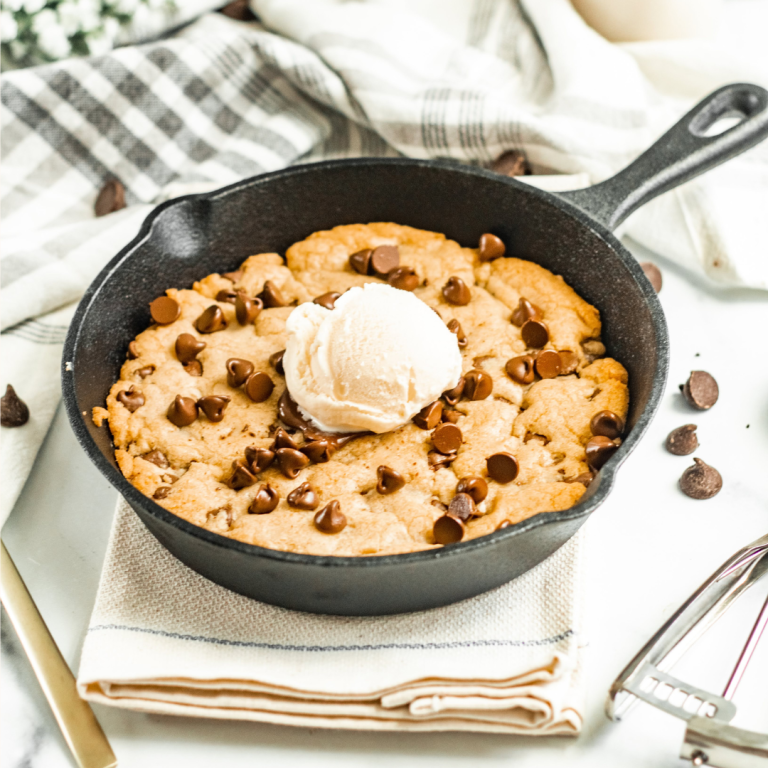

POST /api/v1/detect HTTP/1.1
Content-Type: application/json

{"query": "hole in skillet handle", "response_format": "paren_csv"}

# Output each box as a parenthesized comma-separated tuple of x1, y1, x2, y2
(689, 86, 765, 138)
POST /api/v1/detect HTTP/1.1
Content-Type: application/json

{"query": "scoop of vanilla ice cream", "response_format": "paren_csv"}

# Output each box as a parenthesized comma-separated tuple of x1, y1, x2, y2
(284, 283, 463, 434)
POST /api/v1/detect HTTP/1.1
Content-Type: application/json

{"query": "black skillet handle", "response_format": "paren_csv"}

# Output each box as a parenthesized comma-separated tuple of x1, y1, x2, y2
(559, 83, 768, 231)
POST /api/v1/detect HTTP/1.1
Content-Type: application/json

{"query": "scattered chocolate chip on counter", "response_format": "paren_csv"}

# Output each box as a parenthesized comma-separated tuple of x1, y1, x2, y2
(680, 458, 722, 499)
(639, 261, 662, 293)
(681, 371, 719, 410)
(376, 466, 405, 495)
(94, 178, 126, 217)
(150, 296, 180, 325)
(478, 233, 506, 262)
(314, 501, 346, 533)
(486, 452, 519, 484)
(665, 424, 698, 456)
(1, 384, 30, 427)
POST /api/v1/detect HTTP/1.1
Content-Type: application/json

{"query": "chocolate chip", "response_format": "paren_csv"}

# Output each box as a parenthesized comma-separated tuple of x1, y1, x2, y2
(377, 466, 405, 495)
(259, 280, 286, 308)
(370, 245, 400, 277)
(521, 319, 549, 348)
(535, 350, 562, 379)
(442, 276, 471, 306)
(249, 483, 279, 514)
(682, 371, 719, 410)
(511, 298, 541, 327)
(565, 472, 595, 487)
(235, 294, 263, 325)
(244, 371, 274, 403)
(222, 269, 243, 283)
(496, 519, 512, 530)
(349, 249, 372, 275)
(582, 340, 606, 358)
(127, 341, 139, 360)
(1, 385, 29, 427)
(197, 395, 230, 422)
(585, 436, 619, 470)
(216, 289, 239, 304)
(167, 395, 198, 427)
(226, 358, 254, 388)
(478, 233, 506, 262)
(273, 427, 300, 450)
(428, 450, 456, 470)
(301, 440, 336, 463)
(387, 266, 419, 291)
(448, 492, 476, 521)
(486, 452, 519, 484)
(313, 292, 341, 310)
(558, 350, 579, 375)
(412, 400, 443, 430)
(640, 261, 662, 293)
(432, 423, 463, 454)
(184, 360, 203, 377)
(195, 305, 228, 334)
(456, 476, 488, 504)
(153, 486, 171, 500)
(447, 319, 468, 348)
(175, 333, 206, 363)
(666, 424, 698, 456)
(143, 450, 169, 468)
(505, 355, 535, 385)
(287, 482, 319, 510)
(94, 178, 126, 217)
(463, 369, 493, 400)
(590, 410, 624, 439)
(269, 350, 285, 375)
(314, 501, 346, 533)
(433, 515, 465, 544)
(219, 0, 257, 21)
(276, 447, 310, 478)
(442, 377, 465, 406)
(245, 446, 275, 473)
(680, 457, 722, 500)
(137, 365, 155, 378)
(490, 150, 528, 177)
(117, 387, 144, 413)
(150, 296, 180, 325)
(228, 458, 257, 489)
(441, 409, 460, 424)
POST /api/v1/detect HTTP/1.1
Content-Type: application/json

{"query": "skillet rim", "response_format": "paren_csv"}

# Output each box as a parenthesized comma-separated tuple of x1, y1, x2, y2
(61, 157, 669, 569)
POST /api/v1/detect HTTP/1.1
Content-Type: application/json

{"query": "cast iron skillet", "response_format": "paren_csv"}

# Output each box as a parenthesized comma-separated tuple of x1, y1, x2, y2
(63, 84, 768, 615)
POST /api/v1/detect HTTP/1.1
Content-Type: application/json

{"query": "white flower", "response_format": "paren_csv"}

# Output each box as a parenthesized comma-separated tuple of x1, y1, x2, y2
(37, 23, 71, 59)
(32, 7, 57, 32)
(22, 0, 47, 13)
(0, 10, 18, 41)
(86, 30, 112, 56)
(75, 0, 100, 31)
(2, 0, 25, 12)
(9, 38, 25, 58)
(147, 0, 168, 10)
(102, 15, 119, 41)
(113, 0, 139, 14)
(57, 1, 82, 36)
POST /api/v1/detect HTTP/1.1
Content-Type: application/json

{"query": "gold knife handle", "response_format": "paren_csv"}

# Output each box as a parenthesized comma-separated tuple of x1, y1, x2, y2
(1, 541, 117, 768)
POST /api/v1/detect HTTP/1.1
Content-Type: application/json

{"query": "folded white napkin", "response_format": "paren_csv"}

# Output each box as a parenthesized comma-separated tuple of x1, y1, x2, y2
(77, 500, 586, 734)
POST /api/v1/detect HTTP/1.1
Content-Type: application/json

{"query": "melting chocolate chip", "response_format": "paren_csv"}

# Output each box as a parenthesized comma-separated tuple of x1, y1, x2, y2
(153, 486, 171, 500)
(413, 400, 443, 430)
(195, 305, 228, 334)
(521, 319, 549, 348)
(478, 233, 506, 262)
(314, 501, 346, 533)
(463, 369, 493, 400)
(680, 457, 722, 500)
(197, 395, 230, 422)
(276, 447, 310, 478)
(433, 514, 465, 544)
(486, 452, 519, 484)
(640, 261, 662, 293)
(441, 409, 460, 424)
(585, 435, 619, 470)
(228, 458, 257, 489)
(442, 377, 465, 406)
(127, 341, 139, 359)
(1, 385, 29, 427)
(505, 355, 535, 385)
(666, 424, 699, 456)
(287, 482, 319, 510)
(387, 266, 419, 291)
(259, 280, 286, 308)
(428, 450, 456, 470)
(270, 349, 285, 375)
(535, 350, 562, 379)
(496, 519, 512, 530)
(490, 150, 528, 177)
(226, 358, 254, 388)
(442, 276, 471, 306)
(432, 423, 463, 454)
(558, 350, 579, 375)
(150, 296, 180, 325)
(95, 178, 126, 216)
(273, 427, 300, 451)
(313, 292, 342, 310)
(223, 269, 243, 283)
(245, 446, 275, 474)
(349, 248, 372, 275)
(448, 492, 476, 521)
(511, 298, 541, 327)
(456, 476, 488, 504)
(117, 387, 144, 413)
(249, 483, 280, 514)
(565, 472, 595, 487)
(682, 371, 719, 410)
(216, 289, 239, 304)
(137, 365, 155, 378)
(370, 245, 400, 277)
(184, 360, 203, 377)
(590, 410, 624, 439)
(377, 466, 405, 495)
(235, 294, 263, 325)
(301, 440, 336, 463)
(175, 333, 206, 364)
(244, 371, 274, 403)
(447, 319, 468, 348)
(143, 450, 170, 468)
(167, 395, 198, 427)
